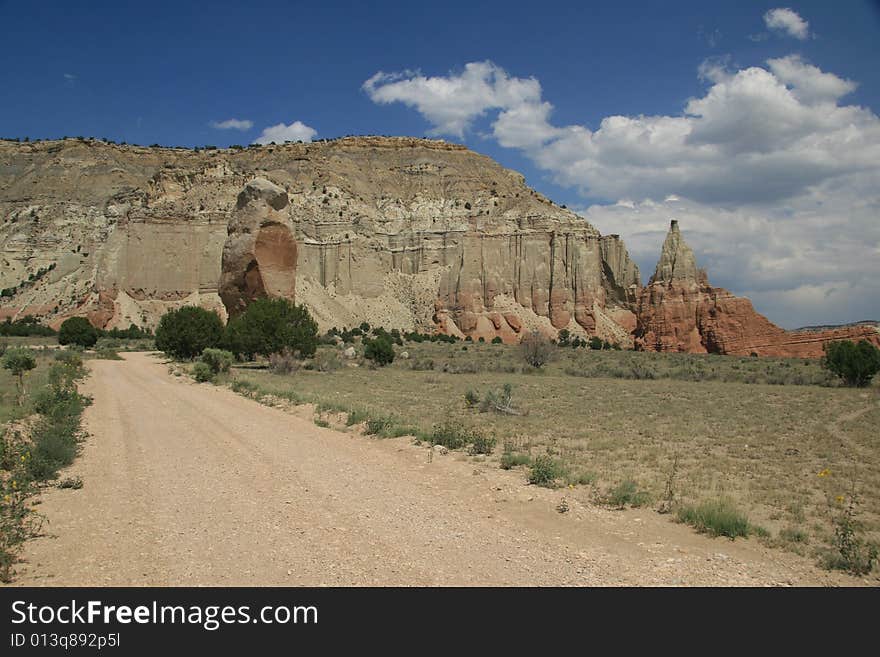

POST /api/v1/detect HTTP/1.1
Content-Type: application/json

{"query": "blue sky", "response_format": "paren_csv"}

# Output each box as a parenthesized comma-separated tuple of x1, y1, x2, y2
(2, 1, 879, 327)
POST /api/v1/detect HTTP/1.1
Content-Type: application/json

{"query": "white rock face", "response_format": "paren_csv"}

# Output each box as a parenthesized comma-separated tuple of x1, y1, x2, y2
(0, 137, 640, 344)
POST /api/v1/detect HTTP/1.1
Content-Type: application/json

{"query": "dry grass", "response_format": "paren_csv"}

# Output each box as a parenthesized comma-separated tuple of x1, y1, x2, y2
(228, 340, 880, 556)
(0, 350, 54, 424)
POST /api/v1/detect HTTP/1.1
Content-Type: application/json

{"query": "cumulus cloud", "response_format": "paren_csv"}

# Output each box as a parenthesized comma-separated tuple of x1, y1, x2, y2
(365, 57, 877, 205)
(363, 53, 880, 326)
(363, 62, 546, 139)
(764, 8, 810, 40)
(210, 118, 254, 131)
(252, 120, 317, 144)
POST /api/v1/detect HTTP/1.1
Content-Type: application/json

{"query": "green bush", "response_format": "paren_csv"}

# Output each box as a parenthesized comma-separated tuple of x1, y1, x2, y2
(2, 348, 36, 404)
(469, 434, 497, 455)
(822, 339, 880, 387)
(363, 335, 395, 366)
(821, 499, 878, 575)
(500, 451, 531, 470)
(430, 421, 478, 450)
(54, 350, 83, 369)
(191, 361, 214, 383)
(605, 479, 651, 508)
(200, 348, 233, 374)
(520, 331, 554, 368)
(58, 317, 99, 348)
(94, 347, 123, 360)
(155, 306, 224, 360)
(676, 497, 753, 539)
(224, 298, 317, 360)
(528, 455, 563, 487)
(25, 357, 88, 481)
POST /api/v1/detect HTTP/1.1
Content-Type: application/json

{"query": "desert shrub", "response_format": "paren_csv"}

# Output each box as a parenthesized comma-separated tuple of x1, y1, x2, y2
(557, 329, 570, 347)
(779, 526, 809, 544)
(0, 315, 56, 337)
(500, 451, 531, 470)
(155, 306, 224, 360)
(58, 316, 99, 348)
(312, 349, 342, 372)
(822, 339, 880, 387)
(821, 497, 878, 575)
(491, 336, 503, 344)
(479, 383, 516, 414)
(528, 455, 564, 487)
(200, 348, 233, 374)
(676, 497, 753, 539)
(268, 348, 300, 375)
(566, 471, 597, 486)
(363, 335, 395, 366)
(409, 358, 434, 371)
(26, 369, 88, 480)
(464, 389, 480, 407)
(346, 409, 369, 426)
(605, 479, 651, 508)
(191, 361, 214, 383)
(0, 434, 42, 581)
(469, 434, 497, 455)
(54, 350, 83, 369)
(231, 379, 258, 395)
(2, 348, 36, 404)
(430, 421, 478, 450)
(224, 298, 318, 360)
(365, 416, 394, 436)
(589, 336, 603, 350)
(520, 331, 554, 368)
(94, 347, 123, 360)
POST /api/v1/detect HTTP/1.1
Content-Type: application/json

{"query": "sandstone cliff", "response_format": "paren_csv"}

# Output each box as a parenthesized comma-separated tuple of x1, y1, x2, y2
(635, 221, 880, 357)
(0, 137, 639, 342)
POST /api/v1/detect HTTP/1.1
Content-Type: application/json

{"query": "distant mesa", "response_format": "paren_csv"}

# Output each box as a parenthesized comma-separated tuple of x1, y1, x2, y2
(0, 137, 876, 358)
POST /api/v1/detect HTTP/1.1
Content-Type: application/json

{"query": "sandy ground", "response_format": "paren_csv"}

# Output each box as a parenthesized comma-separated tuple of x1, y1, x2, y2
(7, 352, 865, 586)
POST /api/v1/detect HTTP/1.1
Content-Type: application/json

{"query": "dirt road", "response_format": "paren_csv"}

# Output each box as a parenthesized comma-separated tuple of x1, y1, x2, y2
(10, 353, 860, 586)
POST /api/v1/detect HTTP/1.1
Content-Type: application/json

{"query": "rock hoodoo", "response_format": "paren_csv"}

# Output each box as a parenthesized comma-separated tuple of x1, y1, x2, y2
(219, 178, 297, 316)
(635, 220, 880, 357)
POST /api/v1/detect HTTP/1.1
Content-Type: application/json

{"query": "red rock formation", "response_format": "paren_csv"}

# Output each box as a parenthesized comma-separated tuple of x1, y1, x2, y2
(635, 221, 880, 358)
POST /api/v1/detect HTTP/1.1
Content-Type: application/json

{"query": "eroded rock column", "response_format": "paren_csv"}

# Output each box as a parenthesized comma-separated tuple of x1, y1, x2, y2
(219, 178, 297, 317)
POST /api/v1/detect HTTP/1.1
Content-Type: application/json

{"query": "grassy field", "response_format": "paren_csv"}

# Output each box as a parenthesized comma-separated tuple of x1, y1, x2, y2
(222, 340, 879, 561)
(0, 349, 55, 425)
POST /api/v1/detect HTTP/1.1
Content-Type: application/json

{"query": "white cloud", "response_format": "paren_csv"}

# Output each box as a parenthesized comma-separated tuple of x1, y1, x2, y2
(766, 55, 857, 104)
(363, 61, 545, 139)
(764, 8, 810, 40)
(253, 120, 317, 144)
(364, 52, 880, 326)
(210, 118, 254, 131)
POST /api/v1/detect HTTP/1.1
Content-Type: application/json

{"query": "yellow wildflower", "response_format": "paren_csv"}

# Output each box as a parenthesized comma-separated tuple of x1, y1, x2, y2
(817, 468, 831, 478)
